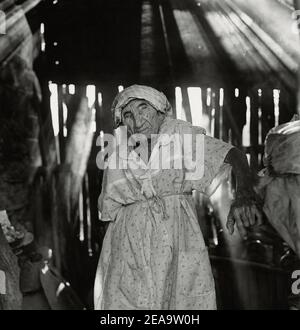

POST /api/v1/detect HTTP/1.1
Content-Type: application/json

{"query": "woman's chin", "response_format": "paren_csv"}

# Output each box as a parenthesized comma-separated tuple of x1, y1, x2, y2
(135, 130, 151, 138)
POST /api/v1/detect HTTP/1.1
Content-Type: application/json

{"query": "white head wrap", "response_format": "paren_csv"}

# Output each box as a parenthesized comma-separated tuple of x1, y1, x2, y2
(111, 85, 172, 127)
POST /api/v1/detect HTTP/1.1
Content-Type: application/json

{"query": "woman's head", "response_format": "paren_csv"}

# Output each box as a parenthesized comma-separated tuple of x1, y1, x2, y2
(121, 99, 165, 138)
(111, 85, 172, 137)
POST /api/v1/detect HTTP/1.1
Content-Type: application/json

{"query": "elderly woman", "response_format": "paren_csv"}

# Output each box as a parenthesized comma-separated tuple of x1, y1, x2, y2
(94, 85, 262, 310)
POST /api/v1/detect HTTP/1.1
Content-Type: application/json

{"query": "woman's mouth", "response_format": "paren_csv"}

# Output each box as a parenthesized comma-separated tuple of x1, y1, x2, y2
(136, 126, 150, 134)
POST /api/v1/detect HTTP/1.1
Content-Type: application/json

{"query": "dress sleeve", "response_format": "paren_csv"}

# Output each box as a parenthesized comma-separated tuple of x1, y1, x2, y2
(190, 134, 233, 192)
(205, 135, 233, 181)
(98, 169, 123, 222)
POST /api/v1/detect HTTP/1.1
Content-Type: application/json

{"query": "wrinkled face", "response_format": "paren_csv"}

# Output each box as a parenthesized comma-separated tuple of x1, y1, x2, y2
(122, 99, 164, 138)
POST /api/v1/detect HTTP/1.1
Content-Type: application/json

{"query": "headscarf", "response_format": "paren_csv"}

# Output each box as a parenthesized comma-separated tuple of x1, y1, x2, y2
(111, 85, 172, 128)
(257, 116, 300, 257)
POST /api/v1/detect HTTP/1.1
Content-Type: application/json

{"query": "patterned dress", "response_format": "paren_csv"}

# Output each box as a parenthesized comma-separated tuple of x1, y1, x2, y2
(94, 117, 232, 310)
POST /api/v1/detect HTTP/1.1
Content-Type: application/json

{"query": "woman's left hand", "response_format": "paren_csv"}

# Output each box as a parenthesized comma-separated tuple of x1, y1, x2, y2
(224, 148, 264, 238)
(226, 192, 263, 238)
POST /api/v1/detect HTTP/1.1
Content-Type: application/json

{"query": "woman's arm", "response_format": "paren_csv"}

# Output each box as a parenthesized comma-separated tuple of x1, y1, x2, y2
(224, 147, 263, 237)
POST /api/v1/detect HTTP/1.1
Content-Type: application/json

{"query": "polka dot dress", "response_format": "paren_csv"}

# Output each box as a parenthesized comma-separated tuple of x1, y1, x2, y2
(94, 117, 233, 310)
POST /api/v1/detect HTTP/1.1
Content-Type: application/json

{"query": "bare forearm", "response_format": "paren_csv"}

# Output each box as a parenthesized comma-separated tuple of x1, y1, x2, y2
(224, 147, 256, 198)
(224, 147, 263, 236)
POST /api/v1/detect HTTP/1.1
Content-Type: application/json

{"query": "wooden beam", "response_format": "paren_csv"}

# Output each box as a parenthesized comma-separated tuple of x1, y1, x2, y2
(293, 1, 300, 115)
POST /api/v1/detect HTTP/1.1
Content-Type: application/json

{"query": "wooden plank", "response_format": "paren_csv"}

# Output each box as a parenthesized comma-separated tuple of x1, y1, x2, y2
(213, 89, 220, 139)
(0, 227, 22, 310)
(224, 87, 246, 147)
(279, 88, 297, 124)
(98, 84, 117, 135)
(250, 89, 259, 170)
(293, 0, 300, 116)
(261, 87, 275, 141)
(221, 88, 233, 142)
(180, 86, 193, 124)
(57, 85, 65, 163)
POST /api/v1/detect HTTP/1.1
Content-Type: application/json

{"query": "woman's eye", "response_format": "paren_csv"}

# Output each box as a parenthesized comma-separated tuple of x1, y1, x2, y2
(124, 112, 132, 119)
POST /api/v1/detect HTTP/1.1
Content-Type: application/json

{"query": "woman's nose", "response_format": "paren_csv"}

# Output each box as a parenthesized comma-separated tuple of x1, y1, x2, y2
(134, 113, 145, 129)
